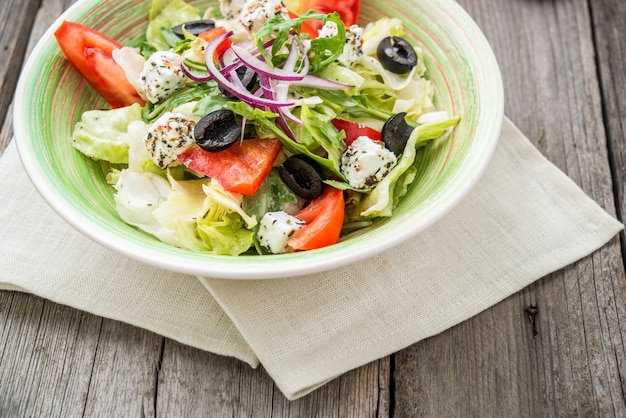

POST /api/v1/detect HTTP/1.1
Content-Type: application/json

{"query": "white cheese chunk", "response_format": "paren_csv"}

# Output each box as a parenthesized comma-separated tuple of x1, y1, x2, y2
(257, 211, 306, 254)
(341, 136, 397, 189)
(220, 0, 247, 19)
(339, 25, 364, 67)
(318, 21, 339, 38)
(139, 51, 187, 104)
(144, 112, 195, 169)
(240, 0, 288, 33)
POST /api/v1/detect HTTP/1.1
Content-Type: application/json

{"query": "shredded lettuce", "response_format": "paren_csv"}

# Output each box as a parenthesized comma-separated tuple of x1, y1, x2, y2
(347, 116, 461, 220)
(228, 101, 346, 180)
(243, 169, 300, 224)
(71, 103, 143, 164)
(151, 175, 256, 255)
(113, 169, 179, 245)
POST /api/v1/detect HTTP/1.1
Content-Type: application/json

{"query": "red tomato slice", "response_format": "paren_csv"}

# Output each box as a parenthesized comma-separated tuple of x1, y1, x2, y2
(177, 138, 282, 196)
(198, 27, 232, 62)
(332, 119, 381, 146)
(288, 186, 345, 250)
(285, 0, 361, 38)
(54, 21, 145, 108)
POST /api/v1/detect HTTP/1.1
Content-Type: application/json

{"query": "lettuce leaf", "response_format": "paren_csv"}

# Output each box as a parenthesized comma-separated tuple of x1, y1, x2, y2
(113, 169, 179, 245)
(243, 169, 300, 225)
(151, 175, 256, 255)
(71, 103, 143, 164)
(228, 101, 346, 180)
(146, 0, 201, 51)
(254, 11, 345, 74)
(347, 116, 461, 220)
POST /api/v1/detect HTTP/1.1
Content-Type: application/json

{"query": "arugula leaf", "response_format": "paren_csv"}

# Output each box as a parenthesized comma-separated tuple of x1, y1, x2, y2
(142, 83, 223, 123)
(314, 89, 394, 121)
(255, 11, 325, 57)
(254, 11, 345, 73)
(308, 13, 346, 73)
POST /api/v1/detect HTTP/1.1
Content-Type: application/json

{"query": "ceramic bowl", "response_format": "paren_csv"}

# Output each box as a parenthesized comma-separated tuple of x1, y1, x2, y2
(14, 0, 503, 279)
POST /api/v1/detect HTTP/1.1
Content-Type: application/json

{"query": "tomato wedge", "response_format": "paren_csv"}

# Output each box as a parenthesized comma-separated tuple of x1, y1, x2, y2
(177, 138, 282, 196)
(198, 27, 232, 62)
(54, 21, 145, 108)
(332, 119, 381, 146)
(285, 0, 361, 38)
(288, 186, 345, 250)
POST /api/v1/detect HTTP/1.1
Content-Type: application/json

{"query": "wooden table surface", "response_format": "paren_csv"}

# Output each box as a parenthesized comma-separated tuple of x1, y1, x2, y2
(2, 0, 626, 416)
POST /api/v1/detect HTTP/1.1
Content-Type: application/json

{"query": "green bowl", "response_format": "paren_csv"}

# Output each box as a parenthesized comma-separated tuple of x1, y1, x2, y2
(14, 0, 503, 279)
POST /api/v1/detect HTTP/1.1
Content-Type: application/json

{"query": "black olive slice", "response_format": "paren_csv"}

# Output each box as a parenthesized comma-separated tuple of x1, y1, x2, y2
(376, 36, 418, 74)
(171, 19, 215, 38)
(279, 155, 323, 200)
(381, 112, 414, 155)
(194, 110, 241, 152)
(220, 66, 257, 98)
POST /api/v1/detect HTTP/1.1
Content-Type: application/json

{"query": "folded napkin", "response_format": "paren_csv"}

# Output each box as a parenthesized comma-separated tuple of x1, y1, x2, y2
(0, 117, 621, 399)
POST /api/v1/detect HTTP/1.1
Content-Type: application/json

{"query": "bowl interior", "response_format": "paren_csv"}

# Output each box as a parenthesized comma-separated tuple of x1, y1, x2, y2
(14, 0, 503, 279)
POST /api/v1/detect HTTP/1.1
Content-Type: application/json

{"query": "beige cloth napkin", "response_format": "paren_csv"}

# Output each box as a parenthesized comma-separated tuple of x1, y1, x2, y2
(0, 117, 622, 399)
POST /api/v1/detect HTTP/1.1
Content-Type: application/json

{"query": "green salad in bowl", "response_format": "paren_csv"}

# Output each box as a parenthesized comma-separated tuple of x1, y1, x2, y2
(14, 0, 503, 278)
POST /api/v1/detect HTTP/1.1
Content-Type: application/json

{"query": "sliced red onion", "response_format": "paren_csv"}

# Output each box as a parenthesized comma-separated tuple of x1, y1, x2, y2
(231, 45, 306, 81)
(183, 30, 353, 142)
(204, 32, 294, 108)
(181, 62, 214, 82)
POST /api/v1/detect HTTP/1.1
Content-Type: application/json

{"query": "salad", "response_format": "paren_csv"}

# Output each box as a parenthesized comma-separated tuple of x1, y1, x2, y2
(54, 0, 460, 256)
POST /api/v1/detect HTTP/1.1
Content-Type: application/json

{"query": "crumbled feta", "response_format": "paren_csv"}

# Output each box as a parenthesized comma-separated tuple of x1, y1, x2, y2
(318, 21, 339, 38)
(341, 136, 397, 189)
(338, 25, 364, 67)
(240, 0, 287, 33)
(220, 0, 247, 20)
(257, 211, 306, 254)
(139, 51, 187, 104)
(144, 112, 195, 169)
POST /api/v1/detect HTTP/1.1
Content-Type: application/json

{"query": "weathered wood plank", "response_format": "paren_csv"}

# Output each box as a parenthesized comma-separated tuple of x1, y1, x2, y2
(393, 0, 626, 416)
(592, 0, 626, 244)
(0, 0, 41, 150)
(155, 340, 389, 415)
(0, 292, 101, 417)
(82, 320, 163, 417)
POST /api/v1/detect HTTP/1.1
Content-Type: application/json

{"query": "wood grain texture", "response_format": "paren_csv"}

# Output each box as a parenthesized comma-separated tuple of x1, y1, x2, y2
(1, 0, 625, 416)
(591, 0, 626, 246)
(393, 0, 626, 417)
(0, 0, 41, 148)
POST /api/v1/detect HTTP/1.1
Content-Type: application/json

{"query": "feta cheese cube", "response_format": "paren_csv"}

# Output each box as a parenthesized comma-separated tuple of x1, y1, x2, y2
(257, 211, 306, 254)
(145, 112, 195, 169)
(341, 136, 397, 189)
(139, 51, 187, 104)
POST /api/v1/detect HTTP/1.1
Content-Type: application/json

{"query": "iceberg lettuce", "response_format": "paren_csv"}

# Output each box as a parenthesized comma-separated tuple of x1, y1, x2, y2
(71, 103, 143, 164)
(113, 169, 179, 245)
(347, 116, 461, 220)
(146, 0, 201, 51)
(151, 175, 256, 255)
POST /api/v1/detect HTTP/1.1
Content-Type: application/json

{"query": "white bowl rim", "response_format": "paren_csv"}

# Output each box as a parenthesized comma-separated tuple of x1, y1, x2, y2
(14, 0, 504, 279)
